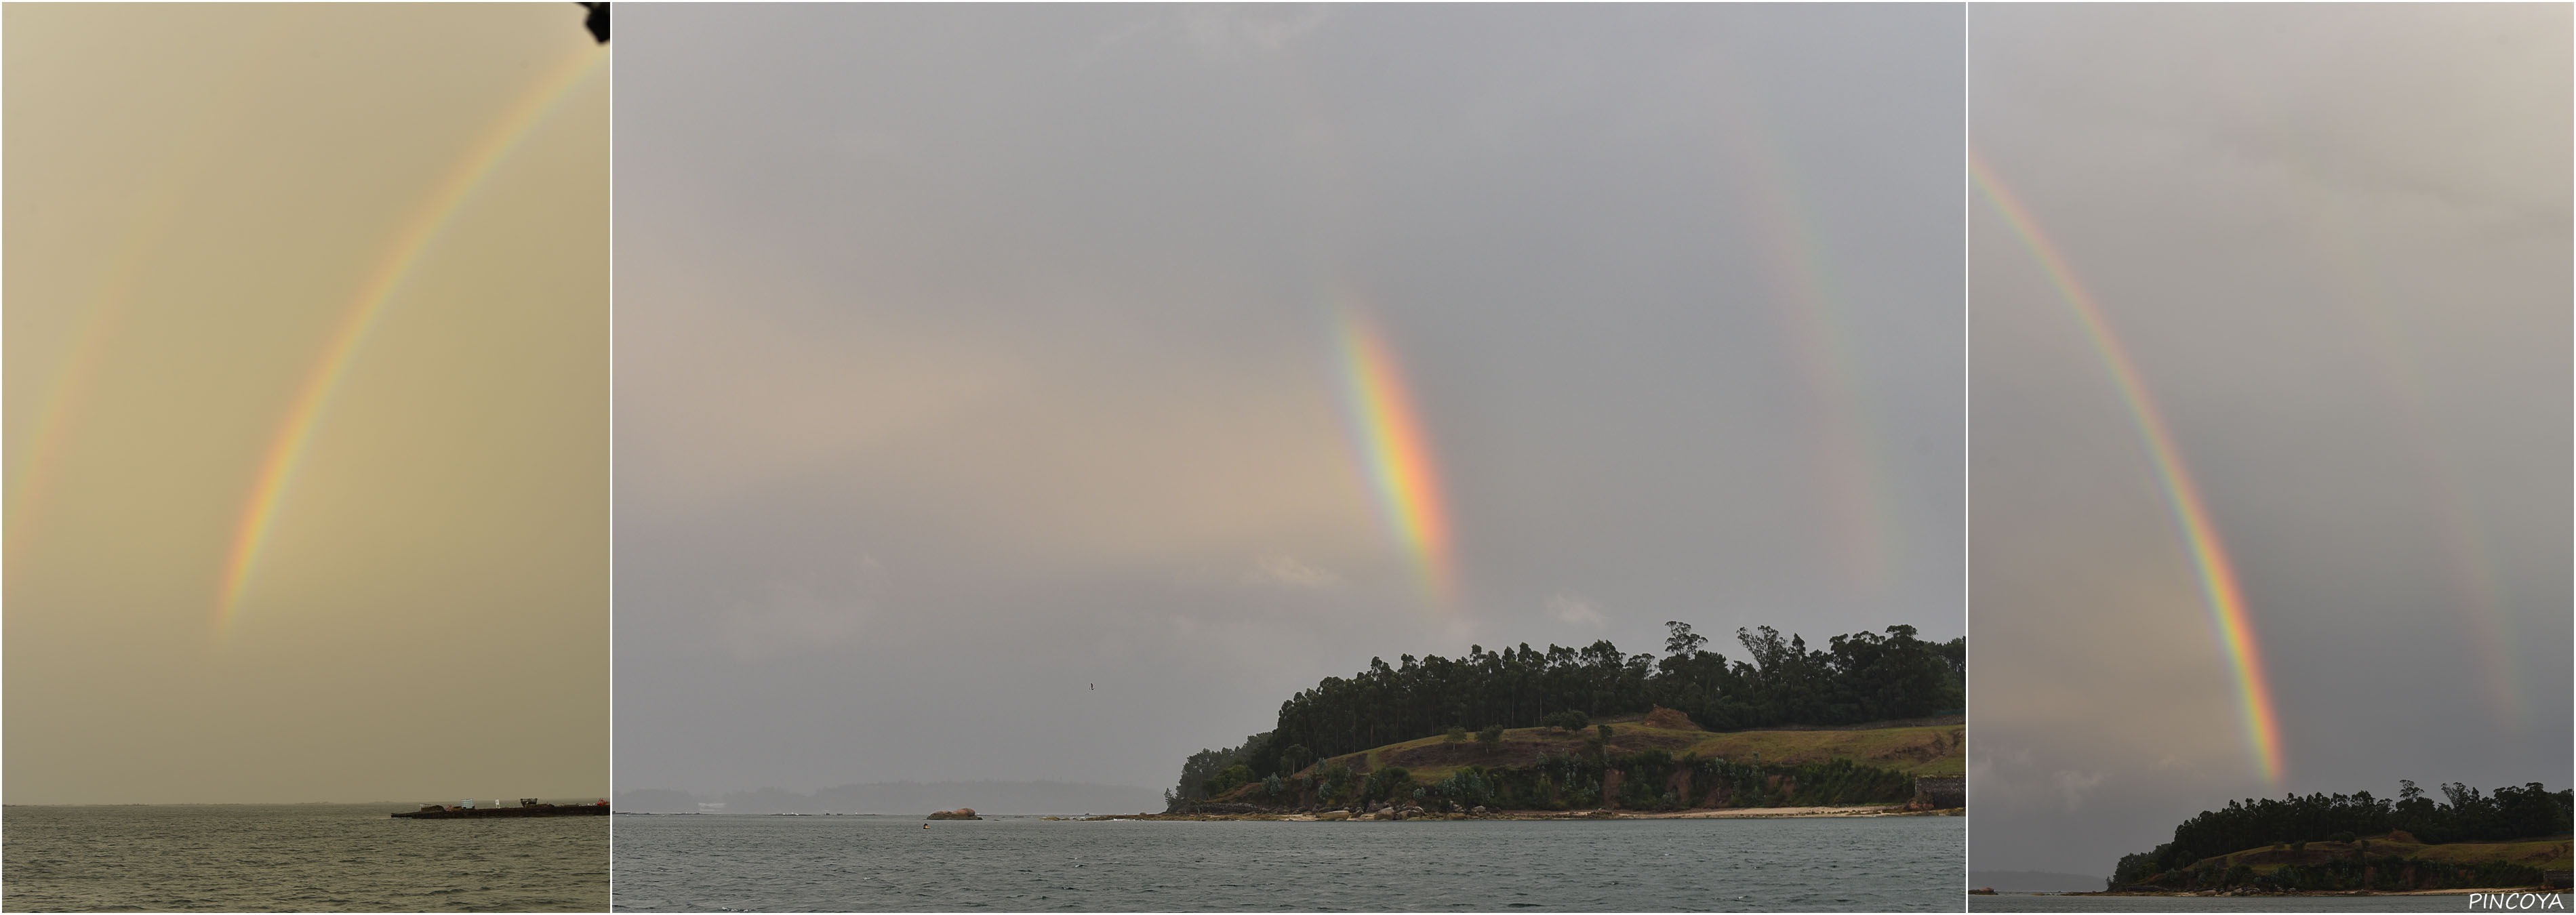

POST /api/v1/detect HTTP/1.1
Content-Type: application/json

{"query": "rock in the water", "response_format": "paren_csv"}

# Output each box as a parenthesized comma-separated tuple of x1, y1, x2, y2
(925, 807, 981, 820)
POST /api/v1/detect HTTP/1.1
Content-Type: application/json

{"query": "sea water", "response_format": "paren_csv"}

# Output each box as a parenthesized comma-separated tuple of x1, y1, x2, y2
(611, 813, 1965, 912)
(1, 803, 607, 912)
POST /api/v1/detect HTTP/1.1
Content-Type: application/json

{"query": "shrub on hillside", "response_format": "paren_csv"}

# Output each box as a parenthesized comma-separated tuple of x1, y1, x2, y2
(1200, 762, 1257, 798)
(1435, 767, 1497, 809)
(1319, 765, 1354, 805)
(1359, 767, 1414, 806)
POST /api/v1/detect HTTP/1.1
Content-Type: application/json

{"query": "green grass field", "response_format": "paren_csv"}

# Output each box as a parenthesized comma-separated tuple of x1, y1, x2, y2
(2201, 832, 2575, 876)
(1314, 713, 1964, 784)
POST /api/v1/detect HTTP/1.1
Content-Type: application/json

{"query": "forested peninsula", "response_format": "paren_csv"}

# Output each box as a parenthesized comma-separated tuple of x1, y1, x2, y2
(1162, 622, 1964, 817)
(2100, 781, 2573, 894)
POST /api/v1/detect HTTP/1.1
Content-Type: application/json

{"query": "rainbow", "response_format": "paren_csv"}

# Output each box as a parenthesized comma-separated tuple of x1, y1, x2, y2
(1709, 77, 1897, 592)
(6, 20, 286, 574)
(2298, 193, 2520, 725)
(1971, 152, 2285, 786)
(7, 232, 158, 575)
(214, 45, 606, 638)
(1334, 306, 1457, 607)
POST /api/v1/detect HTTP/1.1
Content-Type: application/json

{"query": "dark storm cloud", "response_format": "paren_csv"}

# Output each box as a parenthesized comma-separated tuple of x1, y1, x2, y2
(616, 5, 1962, 797)
(1970, 3, 2569, 876)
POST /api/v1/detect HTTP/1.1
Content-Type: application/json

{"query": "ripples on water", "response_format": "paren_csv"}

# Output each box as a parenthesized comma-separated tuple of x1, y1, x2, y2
(612, 814, 1964, 912)
(2, 803, 608, 912)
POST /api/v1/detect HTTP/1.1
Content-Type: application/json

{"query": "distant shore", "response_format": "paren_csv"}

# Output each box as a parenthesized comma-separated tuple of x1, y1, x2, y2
(2048, 887, 2558, 898)
(1065, 805, 1962, 822)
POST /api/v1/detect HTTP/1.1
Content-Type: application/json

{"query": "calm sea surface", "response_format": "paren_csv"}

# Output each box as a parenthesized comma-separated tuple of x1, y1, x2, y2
(1971, 891, 2571, 912)
(2, 804, 608, 912)
(612, 814, 1965, 912)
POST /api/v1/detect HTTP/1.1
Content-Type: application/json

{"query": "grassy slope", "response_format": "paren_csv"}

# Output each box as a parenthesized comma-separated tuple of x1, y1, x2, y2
(2194, 832, 2574, 876)
(1312, 714, 1965, 784)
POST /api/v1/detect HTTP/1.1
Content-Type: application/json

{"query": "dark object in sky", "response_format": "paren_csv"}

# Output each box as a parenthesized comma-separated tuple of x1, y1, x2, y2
(577, 3, 607, 44)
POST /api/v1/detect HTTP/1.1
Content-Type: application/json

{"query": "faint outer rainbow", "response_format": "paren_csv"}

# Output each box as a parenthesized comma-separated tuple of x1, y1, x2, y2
(214, 46, 605, 637)
(1711, 81, 1896, 592)
(6, 19, 285, 573)
(1971, 152, 2285, 785)
(2300, 192, 2520, 725)
(1335, 307, 1457, 607)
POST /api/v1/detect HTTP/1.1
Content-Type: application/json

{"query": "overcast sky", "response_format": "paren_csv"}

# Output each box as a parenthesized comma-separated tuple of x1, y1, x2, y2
(614, 4, 1964, 796)
(1969, 3, 2570, 877)
(5, 5, 607, 803)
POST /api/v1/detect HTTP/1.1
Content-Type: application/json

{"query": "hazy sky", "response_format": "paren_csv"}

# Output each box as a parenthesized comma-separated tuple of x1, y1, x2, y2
(615, 4, 1963, 796)
(1969, 4, 2571, 876)
(5, 5, 608, 804)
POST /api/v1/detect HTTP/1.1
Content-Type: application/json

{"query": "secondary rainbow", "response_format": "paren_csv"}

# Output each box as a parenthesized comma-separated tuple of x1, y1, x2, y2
(1710, 78, 1897, 593)
(215, 46, 606, 638)
(1335, 307, 1457, 607)
(1971, 152, 2285, 786)
(2299, 192, 2520, 726)
(7, 28, 283, 573)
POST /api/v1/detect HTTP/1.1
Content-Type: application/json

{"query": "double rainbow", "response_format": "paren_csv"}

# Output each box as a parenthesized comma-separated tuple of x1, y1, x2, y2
(1972, 152, 2285, 786)
(1334, 308, 1457, 607)
(215, 45, 606, 638)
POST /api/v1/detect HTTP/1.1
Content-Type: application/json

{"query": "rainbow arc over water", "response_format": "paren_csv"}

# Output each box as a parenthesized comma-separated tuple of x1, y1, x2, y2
(1333, 307, 1457, 608)
(215, 46, 606, 639)
(1972, 152, 2285, 786)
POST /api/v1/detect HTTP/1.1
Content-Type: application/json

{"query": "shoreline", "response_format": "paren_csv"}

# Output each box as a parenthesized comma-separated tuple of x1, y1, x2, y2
(1073, 805, 1962, 822)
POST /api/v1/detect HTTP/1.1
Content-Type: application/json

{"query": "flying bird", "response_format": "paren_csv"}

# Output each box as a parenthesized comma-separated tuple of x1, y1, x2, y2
(576, 3, 607, 44)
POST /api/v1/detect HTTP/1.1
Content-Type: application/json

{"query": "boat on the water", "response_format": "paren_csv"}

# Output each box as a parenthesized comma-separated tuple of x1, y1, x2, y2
(393, 798, 610, 819)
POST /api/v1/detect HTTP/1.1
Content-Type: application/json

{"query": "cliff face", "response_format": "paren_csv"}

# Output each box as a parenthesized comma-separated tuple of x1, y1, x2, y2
(1912, 776, 1965, 810)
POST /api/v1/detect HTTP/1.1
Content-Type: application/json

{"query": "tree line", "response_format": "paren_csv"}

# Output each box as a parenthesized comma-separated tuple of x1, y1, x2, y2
(2110, 780, 2574, 888)
(1169, 620, 1962, 805)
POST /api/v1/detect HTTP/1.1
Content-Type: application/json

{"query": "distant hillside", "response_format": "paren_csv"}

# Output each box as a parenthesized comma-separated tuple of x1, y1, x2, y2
(2108, 781, 2573, 893)
(616, 781, 1163, 816)
(1169, 621, 1964, 807)
(1183, 710, 1960, 813)
(2128, 832, 2571, 893)
(1970, 871, 2109, 893)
